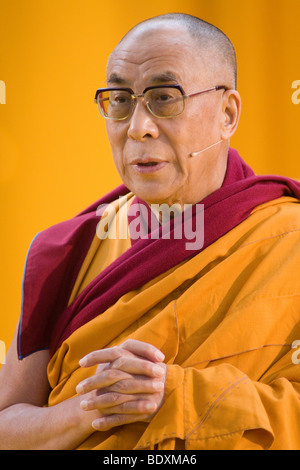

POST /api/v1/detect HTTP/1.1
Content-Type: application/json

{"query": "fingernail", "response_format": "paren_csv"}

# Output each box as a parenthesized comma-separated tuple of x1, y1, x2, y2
(153, 365, 164, 376)
(92, 419, 104, 430)
(155, 351, 165, 362)
(79, 357, 87, 367)
(153, 381, 164, 391)
(146, 402, 157, 411)
(76, 383, 84, 394)
(80, 399, 89, 410)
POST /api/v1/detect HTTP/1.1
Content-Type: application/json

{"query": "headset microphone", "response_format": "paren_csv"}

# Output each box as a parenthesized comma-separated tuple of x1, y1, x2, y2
(189, 139, 223, 157)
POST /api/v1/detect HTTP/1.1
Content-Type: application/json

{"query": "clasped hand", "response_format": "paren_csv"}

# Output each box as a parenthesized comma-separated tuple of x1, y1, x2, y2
(76, 339, 166, 431)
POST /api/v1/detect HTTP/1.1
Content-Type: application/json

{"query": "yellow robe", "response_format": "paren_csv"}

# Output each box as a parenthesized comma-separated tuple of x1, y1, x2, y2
(47, 196, 300, 450)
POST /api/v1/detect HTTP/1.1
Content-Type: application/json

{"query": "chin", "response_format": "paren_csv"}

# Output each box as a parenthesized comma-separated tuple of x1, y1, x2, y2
(132, 186, 173, 205)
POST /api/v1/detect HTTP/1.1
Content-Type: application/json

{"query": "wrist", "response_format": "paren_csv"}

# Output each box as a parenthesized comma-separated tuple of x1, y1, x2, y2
(66, 395, 98, 435)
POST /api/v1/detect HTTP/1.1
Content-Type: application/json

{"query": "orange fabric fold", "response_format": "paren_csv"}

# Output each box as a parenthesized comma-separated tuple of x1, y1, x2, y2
(47, 196, 300, 449)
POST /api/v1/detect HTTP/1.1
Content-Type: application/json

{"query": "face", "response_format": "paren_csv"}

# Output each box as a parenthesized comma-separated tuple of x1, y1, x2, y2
(105, 25, 239, 207)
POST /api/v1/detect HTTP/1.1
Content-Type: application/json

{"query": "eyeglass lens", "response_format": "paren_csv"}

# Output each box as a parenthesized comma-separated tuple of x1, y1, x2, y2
(97, 87, 184, 119)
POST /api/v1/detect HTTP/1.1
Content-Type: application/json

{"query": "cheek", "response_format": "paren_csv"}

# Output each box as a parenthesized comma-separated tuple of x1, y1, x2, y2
(105, 122, 123, 148)
(105, 123, 127, 170)
(167, 117, 203, 158)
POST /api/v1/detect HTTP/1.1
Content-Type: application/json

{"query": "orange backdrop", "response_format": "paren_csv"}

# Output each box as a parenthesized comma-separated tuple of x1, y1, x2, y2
(1, 0, 300, 361)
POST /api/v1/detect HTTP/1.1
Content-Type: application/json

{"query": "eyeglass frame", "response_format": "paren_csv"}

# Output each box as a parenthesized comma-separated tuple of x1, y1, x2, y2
(94, 84, 229, 120)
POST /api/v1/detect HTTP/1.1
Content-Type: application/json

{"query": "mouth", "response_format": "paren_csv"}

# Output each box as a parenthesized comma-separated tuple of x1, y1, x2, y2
(133, 161, 168, 174)
(131, 158, 168, 174)
(137, 161, 159, 166)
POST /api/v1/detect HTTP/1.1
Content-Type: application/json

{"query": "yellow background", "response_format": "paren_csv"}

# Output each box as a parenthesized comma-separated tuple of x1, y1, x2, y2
(0, 0, 299, 358)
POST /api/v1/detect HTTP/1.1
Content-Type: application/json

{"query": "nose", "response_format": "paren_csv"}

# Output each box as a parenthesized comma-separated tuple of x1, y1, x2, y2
(127, 98, 159, 142)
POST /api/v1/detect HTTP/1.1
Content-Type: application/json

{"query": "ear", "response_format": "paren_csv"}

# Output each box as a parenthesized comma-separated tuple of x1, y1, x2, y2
(220, 89, 241, 140)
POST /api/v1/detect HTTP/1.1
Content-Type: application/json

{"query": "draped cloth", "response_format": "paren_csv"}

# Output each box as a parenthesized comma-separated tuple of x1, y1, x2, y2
(18, 148, 300, 449)
(18, 148, 300, 359)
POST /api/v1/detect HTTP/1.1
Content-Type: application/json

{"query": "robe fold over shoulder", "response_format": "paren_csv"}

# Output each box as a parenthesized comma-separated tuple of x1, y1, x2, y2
(18, 148, 300, 449)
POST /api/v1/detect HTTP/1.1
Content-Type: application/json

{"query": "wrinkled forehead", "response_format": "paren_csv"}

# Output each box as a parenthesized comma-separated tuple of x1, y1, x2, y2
(106, 26, 210, 88)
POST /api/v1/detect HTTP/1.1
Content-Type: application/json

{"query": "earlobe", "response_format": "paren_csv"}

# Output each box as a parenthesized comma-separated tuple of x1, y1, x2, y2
(220, 90, 242, 140)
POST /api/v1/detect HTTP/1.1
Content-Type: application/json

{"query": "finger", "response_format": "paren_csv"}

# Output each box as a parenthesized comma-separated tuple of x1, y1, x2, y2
(76, 368, 132, 395)
(79, 346, 125, 368)
(120, 339, 165, 363)
(91, 406, 157, 431)
(77, 366, 165, 396)
(102, 377, 165, 395)
(80, 392, 137, 411)
(111, 356, 165, 378)
(79, 341, 165, 368)
(80, 391, 155, 412)
(96, 362, 110, 374)
(92, 414, 149, 431)
(101, 398, 158, 416)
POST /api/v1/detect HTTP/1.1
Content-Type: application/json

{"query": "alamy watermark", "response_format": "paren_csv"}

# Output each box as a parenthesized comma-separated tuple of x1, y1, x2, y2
(292, 340, 300, 365)
(291, 80, 300, 104)
(0, 80, 6, 104)
(0, 340, 6, 364)
(96, 198, 204, 250)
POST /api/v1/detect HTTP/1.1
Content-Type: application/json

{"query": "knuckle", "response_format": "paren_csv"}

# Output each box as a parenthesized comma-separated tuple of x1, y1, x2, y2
(119, 402, 127, 412)
(106, 368, 117, 380)
(114, 380, 128, 392)
(111, 346, 123, 359)
(114, 414, 126, 425)
(113, 356, 126, 369)
(121, 339, 132, 348)
(109, 392, 121, 405)
(135, 400, 144, 412)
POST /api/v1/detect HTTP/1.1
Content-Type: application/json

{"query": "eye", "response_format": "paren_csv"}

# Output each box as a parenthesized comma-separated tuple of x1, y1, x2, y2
(148, 88, 181, 106)
(158, 93, 172, 101)
(110, 91, 131, 105)
(156, 90, 177, 102)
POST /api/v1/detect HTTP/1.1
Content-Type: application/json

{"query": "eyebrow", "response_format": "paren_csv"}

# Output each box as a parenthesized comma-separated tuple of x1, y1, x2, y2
(107, 74, 129, 86)
(107, 71, 180, 86)
(148, 72, 180, 84)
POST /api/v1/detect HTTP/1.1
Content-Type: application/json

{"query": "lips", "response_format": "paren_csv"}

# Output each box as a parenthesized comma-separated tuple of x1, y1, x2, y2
(130, 157, 168, 174)
(137, 162, 159, 167)
(131, 156, 165, 165)
(131, 159, 168, 174)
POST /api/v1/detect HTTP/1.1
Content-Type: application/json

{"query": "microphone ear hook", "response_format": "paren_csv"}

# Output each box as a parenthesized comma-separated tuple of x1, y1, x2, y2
(189, 139, 223, 158)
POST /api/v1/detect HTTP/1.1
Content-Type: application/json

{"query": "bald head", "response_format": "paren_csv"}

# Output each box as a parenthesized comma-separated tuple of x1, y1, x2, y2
(117, 13, 237, 89)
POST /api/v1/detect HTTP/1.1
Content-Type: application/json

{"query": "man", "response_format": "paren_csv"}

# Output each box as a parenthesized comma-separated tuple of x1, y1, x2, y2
(1, 13, 300, 450)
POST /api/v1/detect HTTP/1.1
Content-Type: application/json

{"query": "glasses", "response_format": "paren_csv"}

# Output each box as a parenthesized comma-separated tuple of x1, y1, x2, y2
(94, 84, 228, 120)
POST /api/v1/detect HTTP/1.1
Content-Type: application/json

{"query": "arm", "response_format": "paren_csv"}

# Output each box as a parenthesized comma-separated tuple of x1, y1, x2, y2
(0, 327, 97, 450)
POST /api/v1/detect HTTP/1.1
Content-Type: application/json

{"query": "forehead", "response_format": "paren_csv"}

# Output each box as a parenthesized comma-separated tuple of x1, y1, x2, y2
(106, 27, 205, 87)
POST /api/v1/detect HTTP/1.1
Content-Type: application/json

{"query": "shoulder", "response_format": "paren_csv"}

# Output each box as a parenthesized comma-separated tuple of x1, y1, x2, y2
(243, 196, 300, 246)
(27, 184, 130, 263)
(18, 186, 130, 359)
(234, 197, 300, 293)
